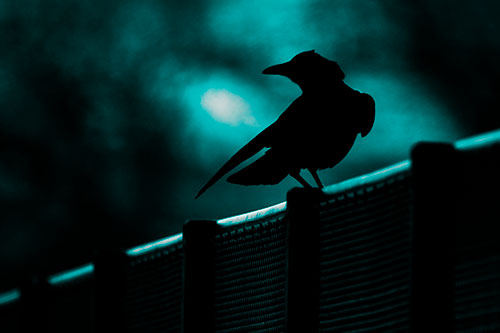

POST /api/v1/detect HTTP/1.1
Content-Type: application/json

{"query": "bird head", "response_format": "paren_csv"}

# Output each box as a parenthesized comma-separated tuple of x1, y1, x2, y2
(262, 50, 345, 89)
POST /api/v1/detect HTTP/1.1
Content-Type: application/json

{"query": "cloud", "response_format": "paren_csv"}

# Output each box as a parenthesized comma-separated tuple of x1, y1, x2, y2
(201, 88, 257, 126)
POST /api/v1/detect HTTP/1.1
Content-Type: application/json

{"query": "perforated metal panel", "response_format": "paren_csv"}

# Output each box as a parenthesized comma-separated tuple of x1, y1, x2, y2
(453, 131, 500, 332)
(213, 212, 287, 332)
(123, 243, 183, 332)
(318, 171, 412, 332)
(454, 254, 500, 332)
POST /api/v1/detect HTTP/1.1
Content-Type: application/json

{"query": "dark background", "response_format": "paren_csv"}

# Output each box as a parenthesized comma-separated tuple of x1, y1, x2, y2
(1, 0, 499, 289)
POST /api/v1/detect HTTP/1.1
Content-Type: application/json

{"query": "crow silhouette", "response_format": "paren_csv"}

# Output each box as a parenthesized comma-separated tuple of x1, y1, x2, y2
(196, 50, 374, 198)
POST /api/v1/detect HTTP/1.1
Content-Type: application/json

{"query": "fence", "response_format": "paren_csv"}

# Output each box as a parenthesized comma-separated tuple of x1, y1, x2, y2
(1, 129, 500, 332)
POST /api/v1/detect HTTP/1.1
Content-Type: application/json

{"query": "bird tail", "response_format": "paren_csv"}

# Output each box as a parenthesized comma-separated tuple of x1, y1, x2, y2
(227, 152, 288, 186)
(195, 129, 271, 198)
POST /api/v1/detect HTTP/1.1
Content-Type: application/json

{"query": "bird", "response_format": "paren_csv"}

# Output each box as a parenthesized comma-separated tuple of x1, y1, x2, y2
(196, 50, 375, 199)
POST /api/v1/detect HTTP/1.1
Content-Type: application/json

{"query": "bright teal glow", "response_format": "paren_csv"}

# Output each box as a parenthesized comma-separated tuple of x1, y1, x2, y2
(324, 160, 411, 196)
(0, 289, 20, 306)
(48, 263, 94, 285)
(201, 89, 255, 126)
(345, 73, 463, 163)
(454, 129, 500, 150)
(206, 0, 321, 61)
(180, 70, 286, 170)
(217, 201, 286, 226)
(126, 233, 183, 256)
(182, 71, 272, 166)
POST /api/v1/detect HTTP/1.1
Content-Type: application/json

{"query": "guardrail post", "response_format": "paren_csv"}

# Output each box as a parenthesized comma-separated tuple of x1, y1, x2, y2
(410, 142, 457, 332)
(286, 187, 322, 332)
(93, 250, 127, 332)
(20, 277, 49, 332)
(183, 220, 218, 333)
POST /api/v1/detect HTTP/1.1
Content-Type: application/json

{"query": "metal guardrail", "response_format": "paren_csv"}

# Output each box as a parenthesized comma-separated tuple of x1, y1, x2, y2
(9, 128, 498, 290)
(0, 129, 499, 332)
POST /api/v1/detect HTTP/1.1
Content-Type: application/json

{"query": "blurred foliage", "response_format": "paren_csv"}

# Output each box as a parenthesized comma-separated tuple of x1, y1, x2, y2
(0, 0, 499, 288)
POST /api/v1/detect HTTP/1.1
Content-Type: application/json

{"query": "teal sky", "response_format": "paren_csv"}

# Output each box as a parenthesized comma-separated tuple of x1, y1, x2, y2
(0, 0, 499, 288)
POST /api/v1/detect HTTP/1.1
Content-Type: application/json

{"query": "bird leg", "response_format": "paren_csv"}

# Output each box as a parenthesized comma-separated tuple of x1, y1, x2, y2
(309, 169, 324, 188)
(291, 172, 312, 188)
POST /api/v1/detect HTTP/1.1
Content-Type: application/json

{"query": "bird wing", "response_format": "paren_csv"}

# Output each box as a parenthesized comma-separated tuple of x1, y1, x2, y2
(195, 97, 303, 198)
(226, 150, 289, 185)
(357, 93, 375, 137)
(195, 125, 274, 198)
(340, 86, 375, 137)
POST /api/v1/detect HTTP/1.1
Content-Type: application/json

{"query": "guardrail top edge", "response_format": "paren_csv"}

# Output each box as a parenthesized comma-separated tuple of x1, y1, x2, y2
(322, 160, 412, 197)
(48, 263, 95, 286)
(454, 128, 500, 150)
(126, 233, 183, 257)
(217, 201, 287, 227)
(216, 161, 413, 226)
(0, 288, 20, 307)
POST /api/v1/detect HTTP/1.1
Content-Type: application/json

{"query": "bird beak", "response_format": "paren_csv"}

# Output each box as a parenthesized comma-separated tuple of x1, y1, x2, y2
(262, 62, 292, 76)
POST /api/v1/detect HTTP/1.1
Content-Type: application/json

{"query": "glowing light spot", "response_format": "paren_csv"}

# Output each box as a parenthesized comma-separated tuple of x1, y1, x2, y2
(0, 289, 20, 306)
(201, 89, 256, 126)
